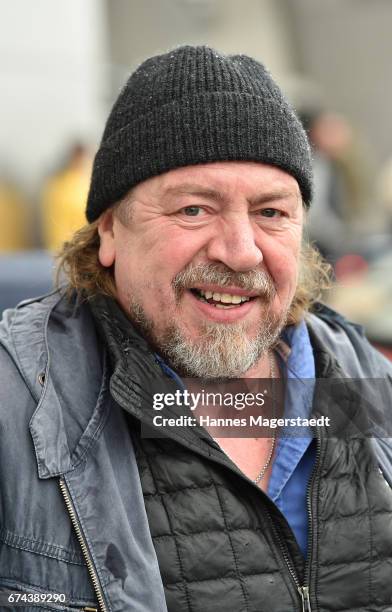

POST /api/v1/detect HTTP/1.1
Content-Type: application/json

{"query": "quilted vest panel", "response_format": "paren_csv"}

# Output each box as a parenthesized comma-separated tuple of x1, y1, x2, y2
(132, 429, 392, 612)
(131, 432, 299, 612)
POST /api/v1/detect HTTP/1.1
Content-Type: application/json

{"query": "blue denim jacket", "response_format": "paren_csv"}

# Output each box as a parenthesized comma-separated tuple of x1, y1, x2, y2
(0, 292, 167, 612)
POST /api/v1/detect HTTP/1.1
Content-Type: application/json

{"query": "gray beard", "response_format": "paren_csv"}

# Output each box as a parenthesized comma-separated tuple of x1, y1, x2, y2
(129, 299, 286, 378)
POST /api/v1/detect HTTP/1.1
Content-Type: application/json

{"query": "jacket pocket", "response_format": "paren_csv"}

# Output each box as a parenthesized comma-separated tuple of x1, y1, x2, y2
(0, 531, 97, 607)
(0, 586, 97, 611)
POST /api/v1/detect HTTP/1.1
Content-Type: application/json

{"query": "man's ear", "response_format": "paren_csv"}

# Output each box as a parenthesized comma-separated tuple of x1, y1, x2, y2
(98, 210, 116, 267)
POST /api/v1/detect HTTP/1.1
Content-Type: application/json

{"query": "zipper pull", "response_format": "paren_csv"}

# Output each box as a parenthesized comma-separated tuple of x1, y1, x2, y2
(298, 586, 312, 612)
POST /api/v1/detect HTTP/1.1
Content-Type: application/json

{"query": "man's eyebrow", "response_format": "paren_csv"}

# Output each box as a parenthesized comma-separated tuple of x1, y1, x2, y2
(163, 184, 298, 205)
(162, 184, 227, 202)
(248, 190, 298, 205)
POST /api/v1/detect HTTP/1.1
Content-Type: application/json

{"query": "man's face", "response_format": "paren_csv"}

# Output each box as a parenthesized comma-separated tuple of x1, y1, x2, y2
(98, 161, 303, 377)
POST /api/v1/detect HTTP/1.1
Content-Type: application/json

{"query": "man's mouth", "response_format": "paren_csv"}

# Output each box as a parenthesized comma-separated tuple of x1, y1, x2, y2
(189, 288, 257, 309)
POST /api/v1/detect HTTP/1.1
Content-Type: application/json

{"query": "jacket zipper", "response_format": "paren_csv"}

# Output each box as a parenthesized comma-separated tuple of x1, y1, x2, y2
(59, 478, 106, 612)
(303, 427, 322, 598)
(266, 510, 311, 611)
(266, 428, 322, 612)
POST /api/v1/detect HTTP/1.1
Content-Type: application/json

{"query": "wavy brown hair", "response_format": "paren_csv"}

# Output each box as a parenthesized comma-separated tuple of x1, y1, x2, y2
(56, 212, 332, 325)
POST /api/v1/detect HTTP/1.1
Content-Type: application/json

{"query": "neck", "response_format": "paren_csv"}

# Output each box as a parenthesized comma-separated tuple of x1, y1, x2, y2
(242, 349, 278, 379)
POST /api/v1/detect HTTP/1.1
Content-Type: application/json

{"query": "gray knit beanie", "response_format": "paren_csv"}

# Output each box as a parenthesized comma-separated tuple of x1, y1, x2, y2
(86, 45, 312, 222)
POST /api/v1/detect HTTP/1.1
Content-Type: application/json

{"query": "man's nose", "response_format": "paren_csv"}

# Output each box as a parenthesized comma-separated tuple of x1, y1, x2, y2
(206, 215, 263, 271)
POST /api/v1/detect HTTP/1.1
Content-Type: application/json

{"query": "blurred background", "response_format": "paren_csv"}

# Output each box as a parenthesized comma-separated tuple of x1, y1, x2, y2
(1, 0, 391, 356)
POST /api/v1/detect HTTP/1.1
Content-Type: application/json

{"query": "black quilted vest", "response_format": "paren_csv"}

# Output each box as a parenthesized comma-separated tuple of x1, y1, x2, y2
(92, 297, 392, 612)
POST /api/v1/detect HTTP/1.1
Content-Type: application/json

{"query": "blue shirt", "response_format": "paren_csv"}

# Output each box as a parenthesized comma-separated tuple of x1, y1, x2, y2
(267, 322, 316, 557)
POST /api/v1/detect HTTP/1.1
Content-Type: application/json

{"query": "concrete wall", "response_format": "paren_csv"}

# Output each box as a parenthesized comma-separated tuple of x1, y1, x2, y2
(0, 0, 107, 194)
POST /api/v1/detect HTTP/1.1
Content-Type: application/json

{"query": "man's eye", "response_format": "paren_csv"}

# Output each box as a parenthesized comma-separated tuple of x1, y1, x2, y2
(259, 208, 281, 218)
(182, 206, 202, 216)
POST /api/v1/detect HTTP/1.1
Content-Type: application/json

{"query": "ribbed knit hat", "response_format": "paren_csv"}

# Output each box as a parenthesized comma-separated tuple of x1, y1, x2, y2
(86, 45, 312, 222)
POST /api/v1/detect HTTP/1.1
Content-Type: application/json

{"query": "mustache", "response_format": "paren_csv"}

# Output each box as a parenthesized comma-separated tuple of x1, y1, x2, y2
(172, 263, 276, 299)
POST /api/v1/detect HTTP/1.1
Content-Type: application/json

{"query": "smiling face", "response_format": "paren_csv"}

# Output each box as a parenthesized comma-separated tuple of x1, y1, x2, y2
(98, 161, 304, 377)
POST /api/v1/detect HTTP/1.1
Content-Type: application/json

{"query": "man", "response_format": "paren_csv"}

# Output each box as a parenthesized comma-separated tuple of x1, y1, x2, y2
(0, 45, 391, 612)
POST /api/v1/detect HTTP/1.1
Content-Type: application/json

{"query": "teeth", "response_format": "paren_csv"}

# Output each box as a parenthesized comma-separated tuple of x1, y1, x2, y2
(230, 295, 242, 304)
(199, 289, 251, 304)
(220, 293, 233, 303)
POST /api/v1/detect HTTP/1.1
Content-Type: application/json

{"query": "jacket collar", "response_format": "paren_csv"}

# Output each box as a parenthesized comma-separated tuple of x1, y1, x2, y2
(90, 294, 220, 456)
(5, 291, 111, 479)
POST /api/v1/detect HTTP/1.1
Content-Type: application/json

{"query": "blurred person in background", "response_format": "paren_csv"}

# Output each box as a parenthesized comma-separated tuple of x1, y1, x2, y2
(377, 155, 392, 229)
(1, 46, 392, 612)
(0, 175, 30, 252)
(0, 172, 53, 312)
(40, 142, 93, 252)
(301, 110, 373, 262)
